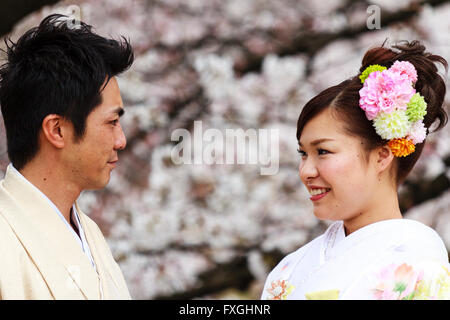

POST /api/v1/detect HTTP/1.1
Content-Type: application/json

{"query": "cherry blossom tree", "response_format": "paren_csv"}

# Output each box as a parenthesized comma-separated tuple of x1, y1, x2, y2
(1, 0, 449, 299)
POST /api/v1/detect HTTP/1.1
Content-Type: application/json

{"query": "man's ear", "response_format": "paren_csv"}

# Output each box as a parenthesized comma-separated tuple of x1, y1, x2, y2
(41, 114, 68, 149)
(376, 144, 395, 174)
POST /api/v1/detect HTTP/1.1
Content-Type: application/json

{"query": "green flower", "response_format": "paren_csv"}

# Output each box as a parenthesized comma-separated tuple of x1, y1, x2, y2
(406, 93, 427, 122)
(359, 64, 387, 83)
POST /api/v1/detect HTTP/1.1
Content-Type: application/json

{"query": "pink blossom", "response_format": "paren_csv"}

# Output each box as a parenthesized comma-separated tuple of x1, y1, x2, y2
(390, 60, 418, 83)
(358, 71, 383, 120)
(359, 69, 416, 120)
(406, 121, 427, 144)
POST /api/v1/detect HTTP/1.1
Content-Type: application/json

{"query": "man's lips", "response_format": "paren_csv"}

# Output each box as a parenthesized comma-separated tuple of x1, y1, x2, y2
(108, 159, 118, 166)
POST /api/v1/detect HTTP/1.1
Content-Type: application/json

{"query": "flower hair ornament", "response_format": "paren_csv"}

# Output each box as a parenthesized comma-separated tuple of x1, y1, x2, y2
(359, 60, 427, 157)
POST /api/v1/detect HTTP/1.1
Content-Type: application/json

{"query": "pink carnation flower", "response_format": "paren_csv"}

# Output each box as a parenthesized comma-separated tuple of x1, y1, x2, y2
(390, 60, 418, 83)
(359, 71, 384, 120)
(359, 68, 416, 120)
(406, 121, 427, 144)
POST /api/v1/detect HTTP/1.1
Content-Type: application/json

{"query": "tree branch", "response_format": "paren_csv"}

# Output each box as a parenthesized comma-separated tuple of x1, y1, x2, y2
(153, 249, 284, 300)
(0, 0, 62, 38)
(237, 0, 450, 74)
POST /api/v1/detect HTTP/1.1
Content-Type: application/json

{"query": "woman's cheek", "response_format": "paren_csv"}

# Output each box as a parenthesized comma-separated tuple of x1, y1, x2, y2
(326, 158, 361, 207)
(324, 157, 352, 183)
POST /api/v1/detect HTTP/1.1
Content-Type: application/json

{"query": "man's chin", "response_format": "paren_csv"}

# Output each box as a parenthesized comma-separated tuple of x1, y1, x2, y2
(85, 175, 111, 191)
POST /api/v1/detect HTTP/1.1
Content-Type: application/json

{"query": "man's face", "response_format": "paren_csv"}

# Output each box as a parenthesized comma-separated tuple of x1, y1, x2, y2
(62, 76, 126, 190)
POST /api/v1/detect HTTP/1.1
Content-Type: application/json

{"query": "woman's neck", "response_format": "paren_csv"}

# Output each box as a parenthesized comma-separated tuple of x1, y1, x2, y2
(343, 185, 403, 236)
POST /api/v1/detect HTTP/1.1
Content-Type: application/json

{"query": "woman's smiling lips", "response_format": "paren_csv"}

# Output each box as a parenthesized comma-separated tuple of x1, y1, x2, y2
(310, 189, 331, 201)
(307, 185, 331, 202)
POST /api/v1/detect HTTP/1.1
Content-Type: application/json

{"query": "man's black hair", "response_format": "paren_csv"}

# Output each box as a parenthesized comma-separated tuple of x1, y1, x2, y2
(0, 14, 134, 170)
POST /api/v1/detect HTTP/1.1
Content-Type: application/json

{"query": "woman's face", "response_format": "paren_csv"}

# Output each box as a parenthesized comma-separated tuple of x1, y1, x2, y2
(298, 108, 379, 222)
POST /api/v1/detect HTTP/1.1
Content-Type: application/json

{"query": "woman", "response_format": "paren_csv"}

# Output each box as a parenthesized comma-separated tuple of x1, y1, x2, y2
(261, 40, 450, 300)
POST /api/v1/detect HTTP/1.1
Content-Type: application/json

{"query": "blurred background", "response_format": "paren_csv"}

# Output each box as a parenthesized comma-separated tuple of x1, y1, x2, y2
(0, 0, 450, 299)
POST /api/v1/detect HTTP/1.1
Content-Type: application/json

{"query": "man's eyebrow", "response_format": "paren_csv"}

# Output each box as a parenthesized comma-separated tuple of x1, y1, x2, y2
(298, 138, 335, 147)
(113, 107, 125, 117)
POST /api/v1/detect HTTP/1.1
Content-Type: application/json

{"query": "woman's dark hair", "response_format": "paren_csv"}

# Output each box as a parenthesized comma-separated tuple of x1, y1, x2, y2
(296, 40, 447, 187)
(0, 14, 134, 170)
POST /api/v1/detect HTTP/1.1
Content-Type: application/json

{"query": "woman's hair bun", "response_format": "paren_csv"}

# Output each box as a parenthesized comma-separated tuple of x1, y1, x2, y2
(359, 40, 448, 133)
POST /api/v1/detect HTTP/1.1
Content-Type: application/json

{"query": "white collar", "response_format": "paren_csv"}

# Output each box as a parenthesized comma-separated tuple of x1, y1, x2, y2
(7, 164, 97, 269)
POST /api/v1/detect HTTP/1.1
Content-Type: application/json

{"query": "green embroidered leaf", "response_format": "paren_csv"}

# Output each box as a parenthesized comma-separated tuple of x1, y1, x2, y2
(394, 282, 407, 293)
(402, 292, 416, 300)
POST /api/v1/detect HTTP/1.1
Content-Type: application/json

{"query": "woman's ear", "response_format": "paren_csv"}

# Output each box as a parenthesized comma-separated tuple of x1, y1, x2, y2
(41, 114, 66, 149)
(375, 144, 395, 174)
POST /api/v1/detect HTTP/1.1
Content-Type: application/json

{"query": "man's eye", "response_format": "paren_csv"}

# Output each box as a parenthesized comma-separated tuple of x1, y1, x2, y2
(318, 149, 329, 155)
(110, 119, 119, 125)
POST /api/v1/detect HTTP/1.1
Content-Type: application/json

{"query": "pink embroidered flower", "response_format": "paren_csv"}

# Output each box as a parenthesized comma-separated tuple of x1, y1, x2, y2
(390, 60, 418, 83)
(373, 263, 423, 300)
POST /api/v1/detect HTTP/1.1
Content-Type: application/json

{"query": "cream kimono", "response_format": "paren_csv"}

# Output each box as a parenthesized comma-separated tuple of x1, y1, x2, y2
(0, 165, 131, 299)
(261, 219, 450, 300)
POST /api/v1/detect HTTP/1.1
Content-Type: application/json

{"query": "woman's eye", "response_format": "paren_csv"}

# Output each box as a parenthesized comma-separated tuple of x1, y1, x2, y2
(110, 119, 119, 126)
(297, 148, 329, 157)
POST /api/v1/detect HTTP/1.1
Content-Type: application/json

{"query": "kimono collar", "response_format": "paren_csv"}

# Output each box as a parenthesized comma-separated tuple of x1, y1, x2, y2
(0, 164, 102, 299)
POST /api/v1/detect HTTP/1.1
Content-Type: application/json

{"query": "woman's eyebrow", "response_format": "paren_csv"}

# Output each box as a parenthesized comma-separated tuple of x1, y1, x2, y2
(299, 138, 335, 147)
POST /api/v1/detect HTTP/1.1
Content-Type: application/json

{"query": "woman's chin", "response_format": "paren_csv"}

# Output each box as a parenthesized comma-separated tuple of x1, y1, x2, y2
(313, 210, 332, 220)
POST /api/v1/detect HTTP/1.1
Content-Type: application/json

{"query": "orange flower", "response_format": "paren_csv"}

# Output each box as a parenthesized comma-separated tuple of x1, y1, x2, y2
(266, 280, 294, 300)
(394, 263, 415, 283)
(388, 138, 415, 157)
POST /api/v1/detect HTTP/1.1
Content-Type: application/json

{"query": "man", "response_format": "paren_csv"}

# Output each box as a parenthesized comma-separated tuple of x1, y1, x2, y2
(0, 14, 134, 299)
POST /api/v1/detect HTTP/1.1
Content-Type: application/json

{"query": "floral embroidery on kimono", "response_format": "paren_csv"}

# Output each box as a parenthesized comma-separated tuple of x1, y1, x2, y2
(305, 289, 339, 300)
(261, 220, 449, 300)
(373, 262, 450, 300)
(266, 280, 294, 300)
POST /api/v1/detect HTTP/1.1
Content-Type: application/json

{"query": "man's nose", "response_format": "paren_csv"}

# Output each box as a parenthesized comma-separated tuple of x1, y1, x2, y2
(115, 124, 127, 151)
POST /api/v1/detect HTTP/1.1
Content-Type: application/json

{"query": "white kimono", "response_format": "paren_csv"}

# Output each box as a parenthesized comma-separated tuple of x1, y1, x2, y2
(261, 219, 450, 300)
(0, 164, 131, 299)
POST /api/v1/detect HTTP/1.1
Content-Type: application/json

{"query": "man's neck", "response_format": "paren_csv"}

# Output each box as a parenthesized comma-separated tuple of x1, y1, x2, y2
(18, 161, 81, 225)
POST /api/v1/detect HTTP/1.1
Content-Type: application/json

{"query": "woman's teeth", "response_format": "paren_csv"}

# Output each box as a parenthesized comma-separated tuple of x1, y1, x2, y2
(310, 188, 331, 196)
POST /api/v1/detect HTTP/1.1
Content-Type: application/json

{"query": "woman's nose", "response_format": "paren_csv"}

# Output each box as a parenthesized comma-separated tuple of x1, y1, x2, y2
(299, 158, 318, 182)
